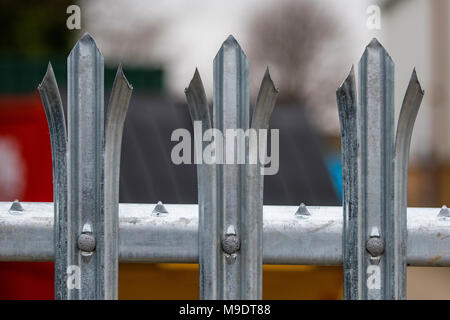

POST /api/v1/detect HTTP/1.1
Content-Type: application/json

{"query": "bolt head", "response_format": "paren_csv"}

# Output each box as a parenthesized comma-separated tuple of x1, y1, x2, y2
(366, 237, 384, 257)
(221, 235, 240, 255)
(77, 233, 96, 252)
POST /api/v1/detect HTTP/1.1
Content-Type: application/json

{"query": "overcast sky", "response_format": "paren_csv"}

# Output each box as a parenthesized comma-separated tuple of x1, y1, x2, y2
(83, 0, 372, 95)
(80, 0, 379, 134)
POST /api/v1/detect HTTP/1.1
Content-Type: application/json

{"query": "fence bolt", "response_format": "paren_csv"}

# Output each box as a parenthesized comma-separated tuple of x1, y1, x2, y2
(222, 225, 240, 264)
(152, 201, 168, 217)
(78, 233, 96, 254)
(77, 223, 96, 256)
(295, 203, 311, 218)
(8, 200, 24, 215)
(366, 237, 384, 257)
(366, 227, 383, 265)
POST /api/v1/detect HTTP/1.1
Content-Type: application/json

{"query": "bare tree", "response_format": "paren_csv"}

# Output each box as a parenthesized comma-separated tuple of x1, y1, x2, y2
(248, 0, 348, 133)
(82, 0, 167, 66)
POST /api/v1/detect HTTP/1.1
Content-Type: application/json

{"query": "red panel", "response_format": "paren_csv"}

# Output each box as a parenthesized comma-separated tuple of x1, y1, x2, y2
(0, 94, 54, 299)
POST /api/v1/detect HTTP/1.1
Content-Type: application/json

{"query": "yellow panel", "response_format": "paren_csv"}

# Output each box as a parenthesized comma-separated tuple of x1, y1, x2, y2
(119, 263, 342, 300)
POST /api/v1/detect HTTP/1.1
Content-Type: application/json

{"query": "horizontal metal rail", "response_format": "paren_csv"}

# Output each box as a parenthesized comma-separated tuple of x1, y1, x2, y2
(0, 202, 448, 266)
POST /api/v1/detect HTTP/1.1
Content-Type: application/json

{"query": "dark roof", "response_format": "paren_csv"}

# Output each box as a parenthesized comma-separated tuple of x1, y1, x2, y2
(119, 94, 339, 206)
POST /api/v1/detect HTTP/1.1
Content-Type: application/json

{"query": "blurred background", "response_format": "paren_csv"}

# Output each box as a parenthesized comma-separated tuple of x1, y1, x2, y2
(0, 0, 449, 299)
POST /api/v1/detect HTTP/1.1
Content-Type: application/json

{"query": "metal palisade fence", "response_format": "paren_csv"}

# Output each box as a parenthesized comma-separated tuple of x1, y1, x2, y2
(0, 33, 449, 300)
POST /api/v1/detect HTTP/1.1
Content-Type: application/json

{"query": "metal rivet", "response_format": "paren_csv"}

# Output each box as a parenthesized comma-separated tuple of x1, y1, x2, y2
(295, 203, 311, 218)
(222, 225, 240, 261)
(222, 234, 240, 255)
(77, 233, 96, 253)
(152, 201, 168, 217)
(366, 237, 384, 257)
(9, 199, 24, 215)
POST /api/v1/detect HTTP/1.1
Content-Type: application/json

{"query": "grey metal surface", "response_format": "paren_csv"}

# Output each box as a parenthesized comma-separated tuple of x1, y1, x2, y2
(393, 70, 424, 299)
(104, 66, 133, 299)
(67, 33, 105, 299)
(242, 69, 278, 299)
(336, 65, 359, 300)
(185, 70, 217, 299)
(37, 64, 68, 300)
(358, 38, 395, 300)
(213, 35, 249, 299)
(1, 202, 449, 266)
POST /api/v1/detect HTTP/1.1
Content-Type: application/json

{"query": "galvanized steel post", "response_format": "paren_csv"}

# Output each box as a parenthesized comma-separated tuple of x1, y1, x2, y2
(67, 32, 105, 299)
(214, 35, 249, 299)
(337, 38, 423, 300)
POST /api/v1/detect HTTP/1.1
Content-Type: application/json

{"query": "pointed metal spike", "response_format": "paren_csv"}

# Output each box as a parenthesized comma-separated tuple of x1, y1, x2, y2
(215, 35, 247, 62)
(251, 68, 278, 130)
(39, 62, 56, 91)
(361, 38, 393, 65)
(38, 62, 55, 90)
(9, 199, 24, 214)
(357, 32, 395, 300)
(67, 28, 105, 299)
(185, 68, 211, 166)
(152, 201, 169, 216)
(295, 203, 311, 217)
(336, 63, 359, 300)
(104, 64, 133, 299)
(368, 37, 382, 47)
(106, 65, 133, 121)
(225, 34, 238, 44)
(438, 205, 450, 218)
(337, 65, 355, 93)
(393, 68, 424, 298)
(213, 31, 250, 299)
(185, 66, 216, 299)
(185, 68, 209, 124)
(69, 32, 102, 58)
(79, 32, 96, 45)
(38, 58, 68, 300)
(336, 66, 357, 127)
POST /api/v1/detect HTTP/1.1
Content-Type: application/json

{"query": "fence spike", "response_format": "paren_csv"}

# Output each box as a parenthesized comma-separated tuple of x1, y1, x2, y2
(295, 203, 311, 217)
(338, 38, 402, 300)
(394, 68, 424, 299)
(241, 67, 278, 299)
(38, 62, 68, 299)
(8, 199, 24, 214)
(152, 201, 169, 217)
(104, 64, 133, 299)
(251, 68, 278, 129)
(357, 37, 395, 299)
(214, 34, 249, 299)
(67, 32, 105, 299)
(185, 69, 218, 299)
(438, 205, 450, 218)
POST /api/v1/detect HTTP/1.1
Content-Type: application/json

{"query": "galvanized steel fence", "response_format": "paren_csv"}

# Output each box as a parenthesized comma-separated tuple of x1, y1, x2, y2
(1, 33, 449, 300)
